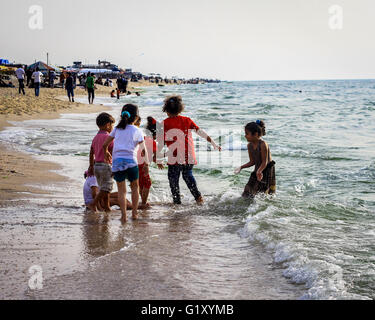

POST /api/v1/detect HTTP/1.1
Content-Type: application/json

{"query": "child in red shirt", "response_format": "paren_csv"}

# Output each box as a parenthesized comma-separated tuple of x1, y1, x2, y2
(135, 116, 163, 208)
(160, 95, 221, 204)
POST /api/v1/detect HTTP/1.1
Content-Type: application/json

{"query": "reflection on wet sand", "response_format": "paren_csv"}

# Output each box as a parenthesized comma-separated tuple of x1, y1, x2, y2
(82, 210, 125, 257)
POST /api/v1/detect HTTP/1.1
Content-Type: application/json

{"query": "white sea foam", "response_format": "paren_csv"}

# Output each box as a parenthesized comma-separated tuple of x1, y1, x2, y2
(239, 202, 371, 300)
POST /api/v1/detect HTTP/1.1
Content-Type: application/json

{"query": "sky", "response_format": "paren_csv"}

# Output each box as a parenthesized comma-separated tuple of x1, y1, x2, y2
(1, 0, 375, 81)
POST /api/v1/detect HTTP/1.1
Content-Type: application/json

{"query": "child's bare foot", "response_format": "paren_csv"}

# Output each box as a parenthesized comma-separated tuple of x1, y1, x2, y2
(139, 202, 151, 209)
(120, 214, 127, 223)
(196, 196, 204, 205)
(132, 210, 138, 220)
(87, 203, 97, 212)
(104, 207, 111, 213)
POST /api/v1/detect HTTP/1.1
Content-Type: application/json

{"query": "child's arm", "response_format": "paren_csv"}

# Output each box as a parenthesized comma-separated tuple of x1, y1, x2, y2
(256, 142, 268, 181)
(234, 144, 255, 174)
(91, 186, 98, 202)
(196, 129, 222, 151)
(138, 141, 150, 174)
(89, 146, 95, 174)
(103, 136, 114, 162)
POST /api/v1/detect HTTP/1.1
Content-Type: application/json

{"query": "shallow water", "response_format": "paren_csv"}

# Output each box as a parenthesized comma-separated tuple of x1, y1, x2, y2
(0, 80, 374, 299)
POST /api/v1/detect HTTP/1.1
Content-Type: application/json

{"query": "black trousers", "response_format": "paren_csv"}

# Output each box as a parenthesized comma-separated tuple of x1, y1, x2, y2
(167, 164, 201, 204)
(18, 79, 25, 95)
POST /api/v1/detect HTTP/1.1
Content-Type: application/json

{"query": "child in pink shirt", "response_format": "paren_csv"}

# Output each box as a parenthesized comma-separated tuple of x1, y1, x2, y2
(88, 112, 115, 212)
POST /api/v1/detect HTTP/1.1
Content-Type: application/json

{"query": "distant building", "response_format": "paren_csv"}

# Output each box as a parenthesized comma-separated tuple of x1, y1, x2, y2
(69, 60, 119, 72)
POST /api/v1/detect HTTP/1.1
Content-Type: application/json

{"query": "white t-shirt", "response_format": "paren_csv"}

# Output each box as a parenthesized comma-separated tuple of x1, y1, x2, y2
(83, 176, 98, 205)
(15, 68, 25, 80)
(32, 71, 43, 83)
(110, 125, 144, 161)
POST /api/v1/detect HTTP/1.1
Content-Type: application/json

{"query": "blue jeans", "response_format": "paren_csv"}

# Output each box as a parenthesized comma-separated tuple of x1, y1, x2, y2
(34, 82, 40, 97)
(167, 164, 201, 204)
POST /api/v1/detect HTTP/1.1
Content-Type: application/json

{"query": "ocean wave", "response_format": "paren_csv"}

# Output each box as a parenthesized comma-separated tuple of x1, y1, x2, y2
(252, 103, 289, 110)
(240, 203, 371, 300)
(273, 148, 356, 161)
(144, 99, 164, 106)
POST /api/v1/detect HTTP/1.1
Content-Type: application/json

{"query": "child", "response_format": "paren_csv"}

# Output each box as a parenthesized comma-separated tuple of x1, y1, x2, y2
(88, 112, 115, 213)
(110, 90, 116, 98)
(235, 120, 276, 197)
(160, 95, 221, 205)
(83, 169, 133, 211)
(83, 169, 99, 210)
(102, 104, 150, 222)
(135, 116, 163, 208)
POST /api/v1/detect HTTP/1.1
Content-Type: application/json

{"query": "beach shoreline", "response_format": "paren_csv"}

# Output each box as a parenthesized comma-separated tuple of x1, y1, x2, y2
(0, 82, 159, 299)
(0, 79, 156, 205)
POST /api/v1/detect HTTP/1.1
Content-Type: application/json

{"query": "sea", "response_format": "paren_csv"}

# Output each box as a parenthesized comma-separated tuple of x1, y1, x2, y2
(0, 80, 374, 299)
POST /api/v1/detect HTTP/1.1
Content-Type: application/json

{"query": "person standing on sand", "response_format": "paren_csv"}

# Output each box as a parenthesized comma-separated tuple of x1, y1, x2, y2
(31, 67, 43, 97)
(49, 70, 55, 88)
(59, 72, 65, 89)
(65, 72, 75, 102)
(15, 66, 25, 95)
(86, 72, 95, 104)
(26, 68, 32, 87)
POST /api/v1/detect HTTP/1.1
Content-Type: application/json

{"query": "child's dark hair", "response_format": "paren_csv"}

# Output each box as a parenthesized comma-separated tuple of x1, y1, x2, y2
(146, 117, 157, 136)
(245, 120, 266, 136)
(116, 104, 139, 130)
(96, 112, 115, 128)
(134, 115, 141, 126)
(162, 95, 184, 115)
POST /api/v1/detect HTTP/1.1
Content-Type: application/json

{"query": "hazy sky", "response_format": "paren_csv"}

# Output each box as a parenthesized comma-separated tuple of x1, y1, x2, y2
(1, 0, 374, 80)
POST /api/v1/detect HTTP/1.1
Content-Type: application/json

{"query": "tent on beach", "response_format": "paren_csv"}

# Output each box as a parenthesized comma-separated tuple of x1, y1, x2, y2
(0, 59, 10, 65)
(27, 61, 55, 72)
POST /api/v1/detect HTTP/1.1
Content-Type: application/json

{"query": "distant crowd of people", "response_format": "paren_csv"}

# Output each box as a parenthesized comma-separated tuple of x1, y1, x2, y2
(12, 67, 139, 103)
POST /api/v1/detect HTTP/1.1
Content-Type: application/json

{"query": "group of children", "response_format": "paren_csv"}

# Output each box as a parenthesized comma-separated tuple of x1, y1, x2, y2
(83, 95, 276, 222)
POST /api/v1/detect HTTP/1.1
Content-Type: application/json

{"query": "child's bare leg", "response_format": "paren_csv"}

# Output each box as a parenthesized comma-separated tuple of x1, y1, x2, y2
(86, 202, 96, 212)
(116, 181, 127, 222)
(109, 192, 118, 206)
(103, 192, 111, 213)
(140, 187, 151, 208)
(97, 198, 105, 211)
(126, 199, 133, 210)
(90, 191, 104, 212)
(130, 180, 139, 219)
(95, 190, 107, 211)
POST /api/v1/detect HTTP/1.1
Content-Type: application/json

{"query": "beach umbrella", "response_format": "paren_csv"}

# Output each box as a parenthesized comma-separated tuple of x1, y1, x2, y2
(0, 65, 16, 73)
(27, 61, 55, 71)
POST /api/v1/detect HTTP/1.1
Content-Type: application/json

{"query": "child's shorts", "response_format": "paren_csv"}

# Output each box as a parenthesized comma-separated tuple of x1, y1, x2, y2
(113, 166, 139, 183)
(94, 162, 113, 192)
(138, 164, 152, 189)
